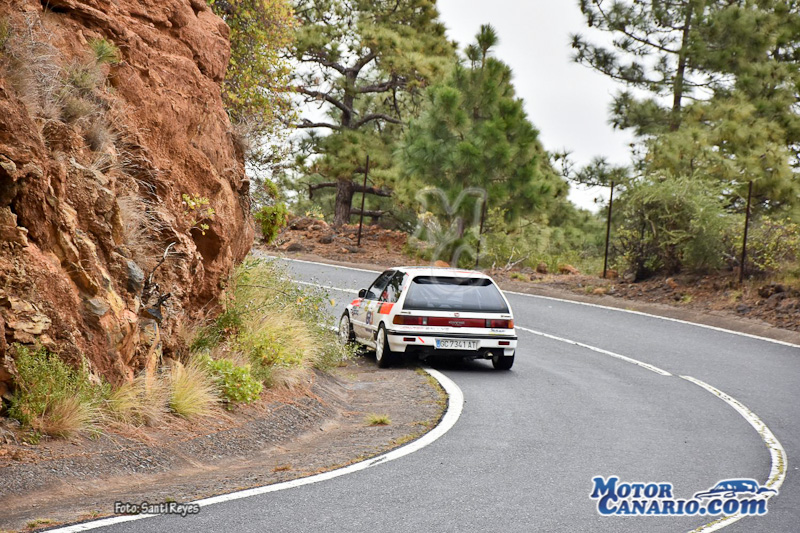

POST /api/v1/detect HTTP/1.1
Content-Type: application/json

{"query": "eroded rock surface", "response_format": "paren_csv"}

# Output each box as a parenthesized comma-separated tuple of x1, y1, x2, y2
(0, 0, 253, 388)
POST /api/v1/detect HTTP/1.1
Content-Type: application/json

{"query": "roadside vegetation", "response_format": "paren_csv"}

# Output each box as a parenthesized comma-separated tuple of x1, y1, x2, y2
(366, 414, 391, 427)
(4, 260, 349, 441)
(258, 0, 799, 291)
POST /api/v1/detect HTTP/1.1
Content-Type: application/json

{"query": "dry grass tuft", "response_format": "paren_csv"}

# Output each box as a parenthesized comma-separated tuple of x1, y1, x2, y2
(84, 117, 115, 152)
(105, 374, 168, 427)
(365, 414, 391, 426)
(117, 195, 167, 270)
(59, 94, 95, 123)
(38, 396, 97, 438)
(168, 361, 220, 420)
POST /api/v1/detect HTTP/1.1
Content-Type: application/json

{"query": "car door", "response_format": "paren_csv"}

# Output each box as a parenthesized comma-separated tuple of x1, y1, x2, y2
(353, 270, 394, 341)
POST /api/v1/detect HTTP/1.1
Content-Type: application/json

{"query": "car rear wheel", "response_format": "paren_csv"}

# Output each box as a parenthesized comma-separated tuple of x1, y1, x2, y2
(339, 313, 354, 345)
(375, 324, 395, 368)
(492, 352, 515, 370)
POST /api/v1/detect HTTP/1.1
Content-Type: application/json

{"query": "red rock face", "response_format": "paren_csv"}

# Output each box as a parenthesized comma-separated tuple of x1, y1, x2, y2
(0, 0, 253, 386)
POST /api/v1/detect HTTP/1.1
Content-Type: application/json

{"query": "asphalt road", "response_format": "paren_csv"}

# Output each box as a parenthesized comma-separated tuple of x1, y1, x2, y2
(84, 257, 799, 533)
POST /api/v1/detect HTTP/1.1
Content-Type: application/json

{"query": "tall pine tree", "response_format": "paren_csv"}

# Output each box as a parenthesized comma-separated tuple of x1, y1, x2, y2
(400, 25, 568, 263)
(573, 0, 800, 214)
(290, 0, 454, 226)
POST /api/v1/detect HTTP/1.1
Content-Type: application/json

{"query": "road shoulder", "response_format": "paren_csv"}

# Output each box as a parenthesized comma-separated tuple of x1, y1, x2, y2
(0, 357, 444, 532)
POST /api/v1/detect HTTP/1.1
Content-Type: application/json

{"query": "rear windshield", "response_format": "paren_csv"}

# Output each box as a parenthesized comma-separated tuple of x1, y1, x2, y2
(403, 276, 509, 313)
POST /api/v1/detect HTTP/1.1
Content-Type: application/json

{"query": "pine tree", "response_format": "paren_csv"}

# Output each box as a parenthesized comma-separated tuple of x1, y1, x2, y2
(290, 0, 454, 226)
(399, 25, 568, 263)
(573, 0, 800, 214)
(572, 0, 712, 133)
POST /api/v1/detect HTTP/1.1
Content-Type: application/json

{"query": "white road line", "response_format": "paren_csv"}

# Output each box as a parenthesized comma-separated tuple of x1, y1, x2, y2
(682, 375, 787, 533)
(268, 255, 800, 349)
(516, 326, 673, 376)
(507, 290, 799, 349)
(46, 368, 464, 533)
(294, 280, 359, 294)
(266, 254, 381, 274)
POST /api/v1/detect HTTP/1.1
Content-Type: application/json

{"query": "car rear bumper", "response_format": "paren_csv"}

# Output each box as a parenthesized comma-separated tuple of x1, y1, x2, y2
(385, 330, 517, 356)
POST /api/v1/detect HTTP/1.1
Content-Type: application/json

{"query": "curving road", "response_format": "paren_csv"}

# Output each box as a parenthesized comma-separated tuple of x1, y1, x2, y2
(62, 257, 799, 533)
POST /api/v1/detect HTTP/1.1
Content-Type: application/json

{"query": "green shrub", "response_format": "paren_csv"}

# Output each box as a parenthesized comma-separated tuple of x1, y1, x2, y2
(190, 307, 243, 352)
(746, 217, 800, 274)
(64, 61, 102, 94)
(615, 174, 736, 279)
(88, 37, 120, 65)
(9, 345, 109, 436)
(203, 357, 263, 404)
(254, 202, 289, 244)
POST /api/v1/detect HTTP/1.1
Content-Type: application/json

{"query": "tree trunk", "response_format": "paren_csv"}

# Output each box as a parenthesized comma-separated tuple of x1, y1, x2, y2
(333, 180, 355, 226)
(671, 3, 695, 131)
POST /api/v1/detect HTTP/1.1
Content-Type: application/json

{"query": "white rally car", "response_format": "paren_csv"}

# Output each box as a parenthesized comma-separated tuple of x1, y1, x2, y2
(339, 267, 518, 370)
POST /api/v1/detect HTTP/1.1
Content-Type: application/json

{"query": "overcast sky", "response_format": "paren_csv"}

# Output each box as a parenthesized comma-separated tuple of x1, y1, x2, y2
(436, 0, 634, 211)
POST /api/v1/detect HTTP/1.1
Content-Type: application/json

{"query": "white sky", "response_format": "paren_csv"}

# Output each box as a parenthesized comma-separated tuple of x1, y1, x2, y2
(436, 0, 635, 211)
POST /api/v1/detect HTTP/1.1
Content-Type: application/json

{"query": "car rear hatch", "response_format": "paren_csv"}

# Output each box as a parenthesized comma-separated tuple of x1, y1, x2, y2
(391, 275, 516, 341)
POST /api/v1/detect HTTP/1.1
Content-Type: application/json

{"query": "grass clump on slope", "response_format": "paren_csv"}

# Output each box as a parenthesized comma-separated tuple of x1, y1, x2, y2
(191, 258, 349, 396)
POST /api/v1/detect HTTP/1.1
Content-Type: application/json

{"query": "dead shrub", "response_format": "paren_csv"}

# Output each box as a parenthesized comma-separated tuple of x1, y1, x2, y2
(60, 94, 96, 123)
(117, 195, 167, 270)
(84, 117, 115, 152)
(0, 14, 63, 119)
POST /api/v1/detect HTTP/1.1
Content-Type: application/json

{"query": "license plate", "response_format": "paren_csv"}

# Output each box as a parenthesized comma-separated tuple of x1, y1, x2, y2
(435, 339, 479, 350)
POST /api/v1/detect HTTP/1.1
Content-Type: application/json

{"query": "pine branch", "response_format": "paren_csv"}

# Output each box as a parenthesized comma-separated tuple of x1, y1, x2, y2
(296, 87, 353, 115)
(296, 119, 341, 130)
(349, 51, 378, 75)
(357, 78, 404, 93)
(354, 184, 392, 197)
(352, 113, 402, 129)
(298, 54, 346, 75)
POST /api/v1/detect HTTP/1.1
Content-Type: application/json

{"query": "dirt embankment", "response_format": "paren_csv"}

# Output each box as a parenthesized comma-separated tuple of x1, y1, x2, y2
(0, 0, 253, 393)
(0, 358, 444, 531)
(267, 219, 800, 340)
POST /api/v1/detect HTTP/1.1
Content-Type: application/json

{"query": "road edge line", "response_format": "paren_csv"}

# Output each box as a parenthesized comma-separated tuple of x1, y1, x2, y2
(45, 368, 464, 532)
(681, 375, 788, 533)
(516, 326, 672, 376)
(267, 254, 799, 349)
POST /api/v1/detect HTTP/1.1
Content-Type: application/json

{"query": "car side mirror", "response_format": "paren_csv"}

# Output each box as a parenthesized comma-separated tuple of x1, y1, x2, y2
(358, 288, 368, 298)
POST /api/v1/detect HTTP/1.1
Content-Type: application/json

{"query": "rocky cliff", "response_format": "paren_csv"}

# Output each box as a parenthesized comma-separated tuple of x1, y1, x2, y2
(0, 0, 253, 395)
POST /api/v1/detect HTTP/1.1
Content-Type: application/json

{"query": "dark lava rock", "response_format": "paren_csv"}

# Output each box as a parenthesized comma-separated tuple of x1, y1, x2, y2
(286, 242, 307, 252)
(126, 260, 145, 294)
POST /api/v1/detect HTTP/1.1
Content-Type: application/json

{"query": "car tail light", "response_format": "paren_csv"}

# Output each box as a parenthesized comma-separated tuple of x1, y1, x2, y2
(393, 316, 427, 325)
(486, 319, 514, 329)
